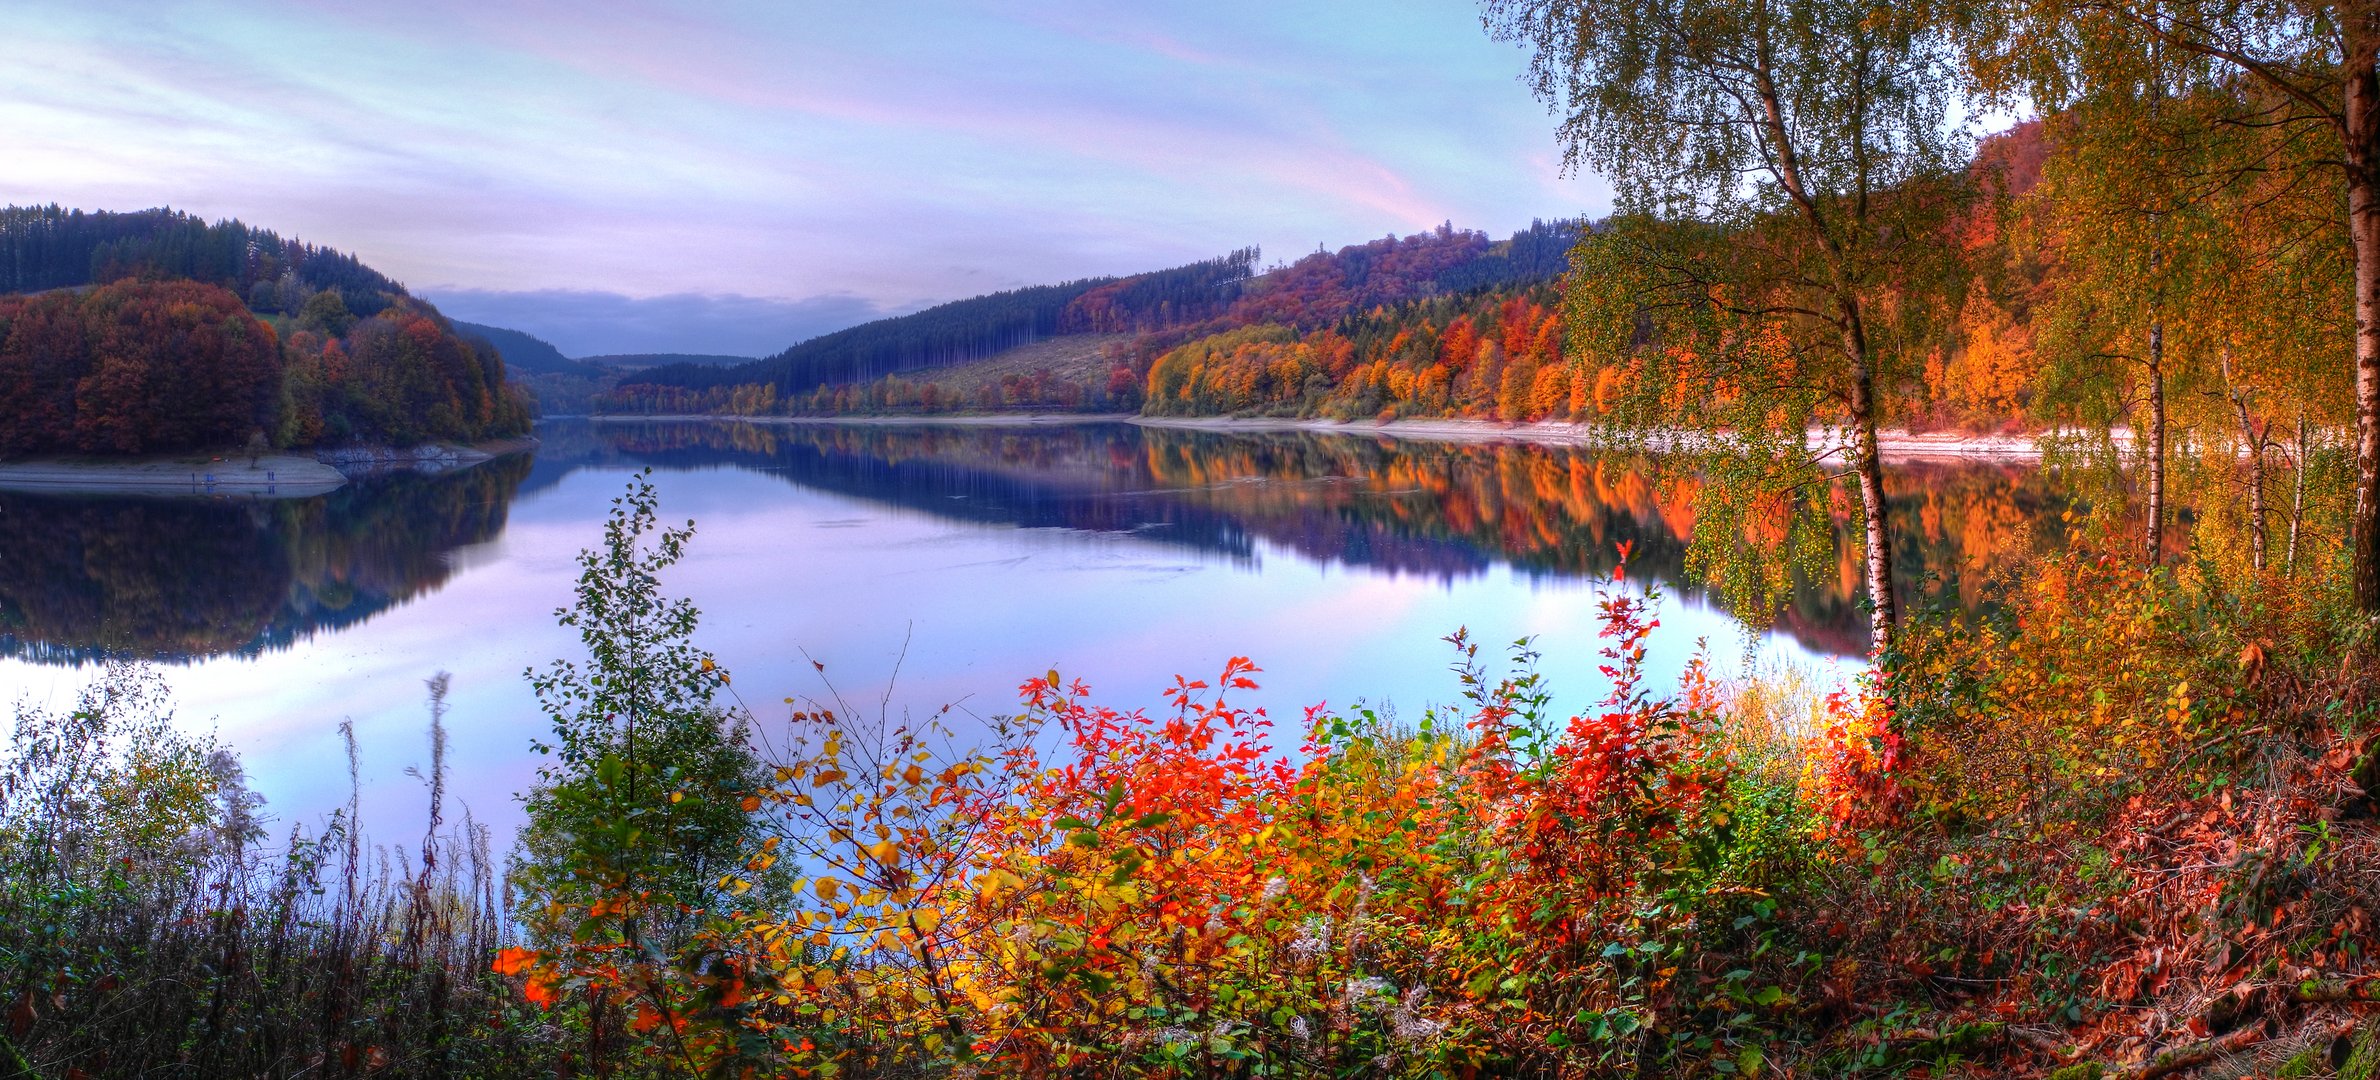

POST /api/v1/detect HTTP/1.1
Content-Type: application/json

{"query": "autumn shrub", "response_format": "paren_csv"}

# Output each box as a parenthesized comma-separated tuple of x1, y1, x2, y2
(0, 665, 548, 1077)
(1777, 548, 2380, 1074)
(494, 541, 1844, 1077)
(483, 478, 2380, 1079)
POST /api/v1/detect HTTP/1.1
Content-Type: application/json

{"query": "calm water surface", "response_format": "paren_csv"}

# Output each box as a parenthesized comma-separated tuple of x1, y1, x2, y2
(0, 419, 2068, 840)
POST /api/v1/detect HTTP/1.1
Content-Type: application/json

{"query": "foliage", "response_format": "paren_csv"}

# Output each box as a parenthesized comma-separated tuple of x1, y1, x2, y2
(0, 206, 532, 455)
(0, 280, 282, 455)
(1141, 287, 1571, 421)
(514, 470, 769, 935)
(1491, 0, 1977, 656)
(473, 472, 2380, 1078)
(11, 465, 2377, 1077)
(0, 666, 548, 1076)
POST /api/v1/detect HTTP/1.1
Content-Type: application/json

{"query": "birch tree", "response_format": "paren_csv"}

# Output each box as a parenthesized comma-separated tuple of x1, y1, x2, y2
(1489, 0, 1973, 656)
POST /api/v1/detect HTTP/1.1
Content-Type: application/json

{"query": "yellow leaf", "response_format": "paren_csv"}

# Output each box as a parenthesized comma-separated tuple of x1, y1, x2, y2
(911, 907, 941, 935)
(815, 877, 841, 902)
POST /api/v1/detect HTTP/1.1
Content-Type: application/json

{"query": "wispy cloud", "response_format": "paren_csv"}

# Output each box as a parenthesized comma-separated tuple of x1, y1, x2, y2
(0, 1, 1611, 351)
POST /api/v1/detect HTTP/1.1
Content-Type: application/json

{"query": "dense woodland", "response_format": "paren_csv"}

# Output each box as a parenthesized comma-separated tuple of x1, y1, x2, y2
(0, 204, 403, 316)
(0, 206, 530, 453)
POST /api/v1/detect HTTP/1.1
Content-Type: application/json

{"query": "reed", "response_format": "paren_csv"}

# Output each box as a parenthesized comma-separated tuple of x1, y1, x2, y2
(0, 665, 551, 1078)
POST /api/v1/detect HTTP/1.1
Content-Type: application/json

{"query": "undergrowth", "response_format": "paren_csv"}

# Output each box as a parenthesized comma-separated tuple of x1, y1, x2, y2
(6, 475, 2376, 1077)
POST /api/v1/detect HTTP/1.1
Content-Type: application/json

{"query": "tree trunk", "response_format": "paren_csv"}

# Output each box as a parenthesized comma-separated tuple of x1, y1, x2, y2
(2249, 427, 2268, 573)
(2223, 348, 2268, 570)
(1845, 322, 1897, 657)
(2348, 30, 2380, 630)
(2289, 413, 2309, 577)
(2146, 321, 2167, 565)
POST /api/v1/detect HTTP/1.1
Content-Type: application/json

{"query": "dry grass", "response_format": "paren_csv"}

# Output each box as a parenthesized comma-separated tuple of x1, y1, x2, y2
(896, 333, 1132, 402)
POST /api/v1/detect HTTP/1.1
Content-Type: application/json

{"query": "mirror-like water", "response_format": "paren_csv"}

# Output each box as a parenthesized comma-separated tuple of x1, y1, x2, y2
(0, 419, 2069, 839)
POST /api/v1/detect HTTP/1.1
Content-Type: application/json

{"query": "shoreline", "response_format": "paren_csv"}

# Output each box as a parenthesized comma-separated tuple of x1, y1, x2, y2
(0, 436, 539, 498)
(587, 411, 2074, 462)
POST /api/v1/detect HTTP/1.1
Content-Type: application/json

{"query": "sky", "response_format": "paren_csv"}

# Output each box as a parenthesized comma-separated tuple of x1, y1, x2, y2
(0, 1, 1612, 357)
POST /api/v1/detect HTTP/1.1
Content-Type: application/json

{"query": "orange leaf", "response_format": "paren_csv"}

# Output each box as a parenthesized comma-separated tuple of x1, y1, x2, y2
(492, 946, 539, 977)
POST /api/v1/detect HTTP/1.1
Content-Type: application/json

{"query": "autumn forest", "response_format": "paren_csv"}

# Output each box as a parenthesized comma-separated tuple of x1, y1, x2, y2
(0, 206, 530, 453)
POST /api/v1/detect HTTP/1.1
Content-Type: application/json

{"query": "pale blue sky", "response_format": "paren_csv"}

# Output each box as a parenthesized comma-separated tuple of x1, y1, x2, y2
(0, 1, 1610, 355)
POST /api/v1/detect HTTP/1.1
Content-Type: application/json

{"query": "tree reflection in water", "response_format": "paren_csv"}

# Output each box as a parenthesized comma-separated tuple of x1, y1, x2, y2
(574, 420, 2074, 657)
(0, 453, 533, 664)
(0, 422, 2072, 666)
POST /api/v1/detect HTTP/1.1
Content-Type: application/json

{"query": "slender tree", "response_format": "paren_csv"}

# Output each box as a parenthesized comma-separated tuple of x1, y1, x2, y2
(1970, 0, 2380, 628)
(2015, 84, 2229, 565)
(1490, 0, 1973, 655)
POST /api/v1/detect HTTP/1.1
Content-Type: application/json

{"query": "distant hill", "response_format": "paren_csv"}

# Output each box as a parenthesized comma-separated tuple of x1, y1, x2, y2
(616, 222, 1584, 405)
(580, 353, 755, 370)
(626, 248, 1261, 396)
(453, 320, 605, 377)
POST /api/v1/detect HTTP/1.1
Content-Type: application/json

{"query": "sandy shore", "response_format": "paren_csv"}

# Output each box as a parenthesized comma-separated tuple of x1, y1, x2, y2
(0, 437, 538, 498)
(600, 411, 2073, 462)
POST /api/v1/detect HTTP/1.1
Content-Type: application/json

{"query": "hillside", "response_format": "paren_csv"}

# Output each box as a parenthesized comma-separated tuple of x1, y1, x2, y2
(583, 352, 755, 369)
(622, 248, 1262, 398)
(0, 205, 530, 453)
(0, 204, 404, 316)
(453, 320, 603, 377)
(605, 220, 1584, 416)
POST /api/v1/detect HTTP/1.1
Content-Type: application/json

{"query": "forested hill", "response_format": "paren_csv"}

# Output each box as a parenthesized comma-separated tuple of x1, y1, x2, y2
(582, 353, 755, 369)
(453, 320, 604, 377)
(630, 247, 1263, 397)
(1228, 218, 1580, 327)
(604, 219, 1585, 416)
(0, 205, 529, 454)
(0, 205, 405, 317)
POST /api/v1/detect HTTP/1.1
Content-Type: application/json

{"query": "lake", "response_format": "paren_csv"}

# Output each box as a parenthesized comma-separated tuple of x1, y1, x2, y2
(0, 418, 2068, 843)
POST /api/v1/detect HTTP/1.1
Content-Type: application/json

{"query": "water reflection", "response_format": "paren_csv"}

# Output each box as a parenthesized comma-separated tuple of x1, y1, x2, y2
(0, 454, 532, 664)
(0, 420, 2067, 666)
(567, 420, 2070, 656)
